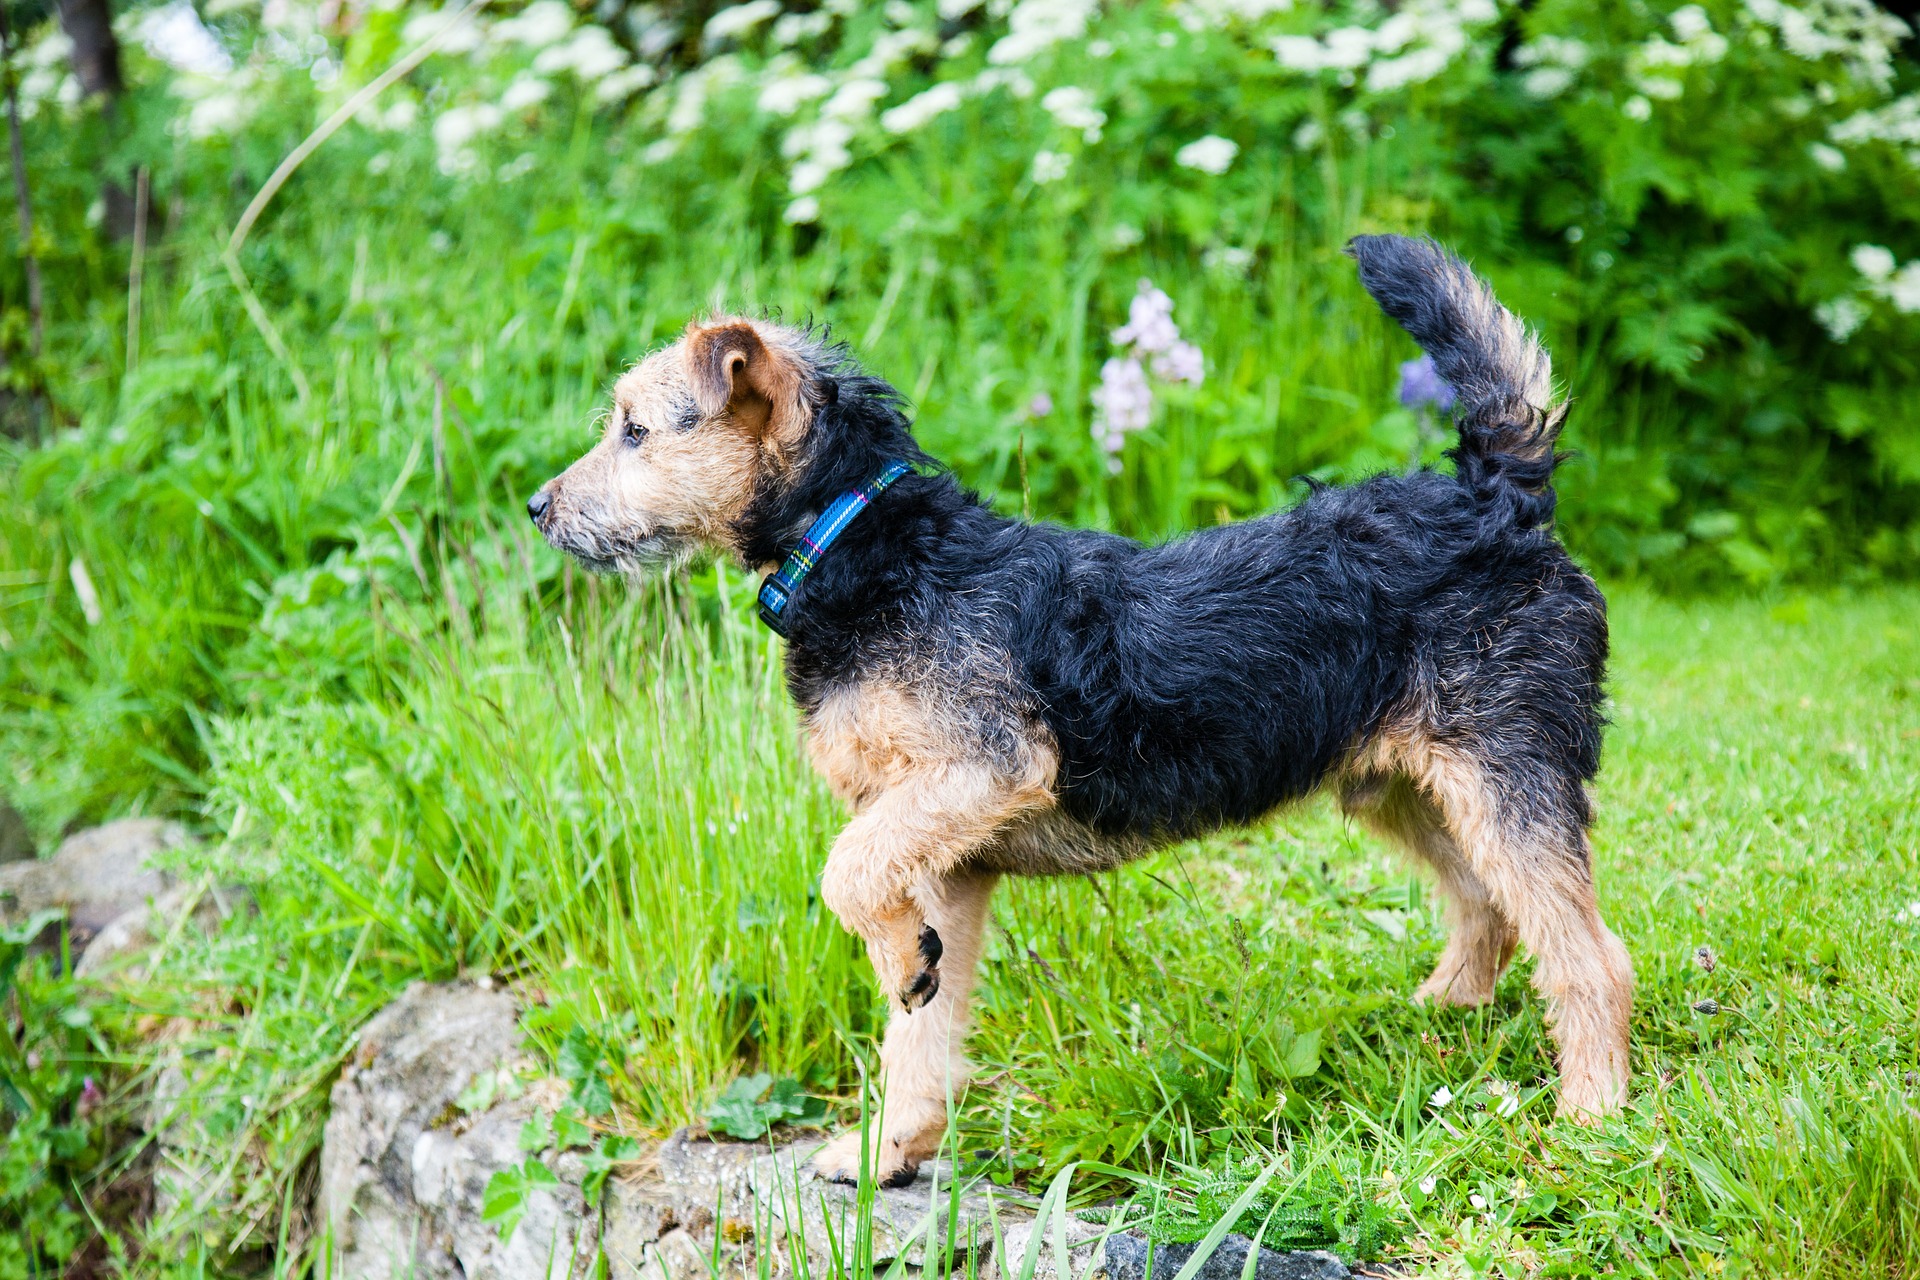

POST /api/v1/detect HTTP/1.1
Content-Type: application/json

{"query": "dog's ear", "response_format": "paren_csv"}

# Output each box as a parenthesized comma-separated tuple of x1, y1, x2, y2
(686, 321, 809, 451)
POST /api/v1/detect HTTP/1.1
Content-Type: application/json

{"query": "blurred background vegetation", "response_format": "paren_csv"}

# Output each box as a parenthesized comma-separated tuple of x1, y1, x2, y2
(1, 0, 1918, 1272)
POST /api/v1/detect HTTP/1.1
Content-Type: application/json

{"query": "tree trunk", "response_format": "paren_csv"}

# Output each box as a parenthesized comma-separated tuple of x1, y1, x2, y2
(56, 0, 123, 100)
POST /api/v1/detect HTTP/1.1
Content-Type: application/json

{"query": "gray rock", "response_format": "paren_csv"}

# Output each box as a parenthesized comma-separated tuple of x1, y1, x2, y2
(0, 798, 33, 864)
(317, 980, 526, 1280)
(74, 880, 253, 980)
(1102, 1234, 1349, 1280)
(312, 984, 1361, 1280)
(747, 1141, 1038, 1271)
(0, 817, 188, 944)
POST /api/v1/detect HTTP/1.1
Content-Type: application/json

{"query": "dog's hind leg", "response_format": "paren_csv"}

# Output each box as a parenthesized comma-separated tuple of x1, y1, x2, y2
(1406, 747, 1634, 1120)
(810, 871, 998, 1187)
(1342, 773, 1516, 1007)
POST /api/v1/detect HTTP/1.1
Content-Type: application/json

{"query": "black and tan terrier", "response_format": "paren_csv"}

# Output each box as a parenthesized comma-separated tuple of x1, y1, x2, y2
(529, 236, 1633, 1186)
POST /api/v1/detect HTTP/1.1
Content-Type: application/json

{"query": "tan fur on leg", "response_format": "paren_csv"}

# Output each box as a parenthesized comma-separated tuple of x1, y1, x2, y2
(1356, 732, 1634, 1119)
(1343, 773, 1516, 1007)
(811, 872, 998, 1186)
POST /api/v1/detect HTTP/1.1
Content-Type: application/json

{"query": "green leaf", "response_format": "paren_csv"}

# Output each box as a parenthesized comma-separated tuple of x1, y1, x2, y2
(702, 1074, 825, 1140)
(573, 1074, 614, 1118)
(518, 1112, 552, 1153)
(552, 1106, 593, 1150)
(481, 1158, 560, 1244)
(1281, 1027, 1321, 1078)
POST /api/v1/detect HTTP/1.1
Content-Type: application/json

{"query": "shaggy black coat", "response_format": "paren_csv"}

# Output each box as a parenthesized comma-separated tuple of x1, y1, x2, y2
(742, 237, 1608, 850)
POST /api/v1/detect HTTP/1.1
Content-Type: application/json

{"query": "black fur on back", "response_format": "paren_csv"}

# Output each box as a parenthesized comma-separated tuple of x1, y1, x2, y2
(746, 238, 1608, 846)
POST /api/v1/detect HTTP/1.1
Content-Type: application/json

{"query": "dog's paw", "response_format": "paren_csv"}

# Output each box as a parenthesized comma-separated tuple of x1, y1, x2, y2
(902, 924, 943, 1011)
(808, 1130, 922, 1188)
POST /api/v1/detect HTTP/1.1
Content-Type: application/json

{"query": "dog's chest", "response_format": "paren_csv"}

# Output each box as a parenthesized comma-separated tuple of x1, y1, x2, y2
(803, 681, 947, 811)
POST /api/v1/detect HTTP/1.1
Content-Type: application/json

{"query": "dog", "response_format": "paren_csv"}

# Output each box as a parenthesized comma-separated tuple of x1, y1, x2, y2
(528, 235, 1633, 1187)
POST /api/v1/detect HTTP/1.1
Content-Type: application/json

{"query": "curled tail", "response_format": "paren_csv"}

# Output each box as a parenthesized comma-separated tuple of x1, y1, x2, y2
(1346, 234, 1568, 529)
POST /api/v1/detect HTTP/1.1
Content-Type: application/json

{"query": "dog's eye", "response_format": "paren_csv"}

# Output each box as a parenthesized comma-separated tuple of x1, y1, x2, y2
(622, 416, 649, 448)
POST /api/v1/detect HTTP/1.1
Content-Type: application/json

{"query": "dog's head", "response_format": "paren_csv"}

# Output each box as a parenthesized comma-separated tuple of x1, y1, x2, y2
(529, 317, 916, 574)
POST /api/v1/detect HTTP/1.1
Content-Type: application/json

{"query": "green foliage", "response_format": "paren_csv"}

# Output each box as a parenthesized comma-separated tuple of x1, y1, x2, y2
(1093, 1154, 1404, 1262)
(480, 1156, 560, 1244)
(0, 918, 114, 1279)
(704, 1072, 830, 1140)
(0, 0, 1917, 1273)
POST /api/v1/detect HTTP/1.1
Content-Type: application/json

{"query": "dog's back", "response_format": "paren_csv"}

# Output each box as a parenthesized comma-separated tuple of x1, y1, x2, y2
(992, 239, 1604, 842)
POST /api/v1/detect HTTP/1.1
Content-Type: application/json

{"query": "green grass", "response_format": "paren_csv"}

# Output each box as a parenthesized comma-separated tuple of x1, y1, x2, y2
(2, 47, 1916, 1275)
(88, 567, 1919, 1277)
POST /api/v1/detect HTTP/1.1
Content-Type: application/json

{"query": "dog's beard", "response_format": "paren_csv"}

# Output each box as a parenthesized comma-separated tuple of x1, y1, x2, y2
(542, 522, 694, 578)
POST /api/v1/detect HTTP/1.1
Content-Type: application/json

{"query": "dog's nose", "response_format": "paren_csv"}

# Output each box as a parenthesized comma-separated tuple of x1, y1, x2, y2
(527, 490, 551, 524)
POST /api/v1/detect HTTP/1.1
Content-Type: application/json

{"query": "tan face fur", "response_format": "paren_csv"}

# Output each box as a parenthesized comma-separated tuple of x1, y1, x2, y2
(528, 318, 815, 573)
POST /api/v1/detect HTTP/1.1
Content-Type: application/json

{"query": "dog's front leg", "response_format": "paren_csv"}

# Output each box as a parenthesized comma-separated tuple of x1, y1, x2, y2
(818, 764, 1039, 1010)
(811, 870, 998, 1187)
(812, 765, 1044, 1186)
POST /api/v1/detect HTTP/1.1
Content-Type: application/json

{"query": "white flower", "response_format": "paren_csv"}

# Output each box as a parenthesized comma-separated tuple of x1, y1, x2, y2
(790, 160, 835, 193)
(402, 7, 485, 55)
(852, 28, 938, 77)
(595, 64, 657, 103)
(1175, 134, 1238, 174)
(773, 11, 834, 45)
(1041, 85, 1106, 141)
(784, 117, 855, 169)
(183, 91, 249, 138)
(1203, 244, 1254, 274)
(534, 27, 629, 80)
(1091, 356, 1153, 440)
(881, 81, 966, 133)
(500, 75, 551, 111)
(1429, 1085, 1453, 1109)
(1113, 283, 1180, 354)
(1367, 43, 1454, 92)
(823, 77, 890, 119)
(499, 152, 538, 181)
(1496, 1092, 1520, 1117)
(1513, 35, 1590, 70)
(1417, 1175, 1437, 1196)
(784, 195, 821, 224)
(1852, 243, 1897, 283)
(1887, 263, 1920, 314)
(1896, 900, 1920, 921)
(1292, 118, 1323, 149)
(973, 67, 1037, 99)
(705, 0, 782, 44)
(1030, 149, 1073, 183)
(988, 0, 1098, 64)
(1322, 26, 1374, 68)
(1670, 4, 1711, 41)
(1522, 66, 1574, 98)
(1809, 142, 1846, 171)
(939, 0, 984, 17)
(1469, 1193, 1488, 1210)
(434, 103, 504, 175)
(492, 0, 573, 49)
(1830, 94, 1920, 147)
(139, 0, 233, 76)
(759, 72, 834, 115)
(1623, 94, 1654, 121)
(1152, 340, 1205, 385)
(1271, 35, 1323, 71)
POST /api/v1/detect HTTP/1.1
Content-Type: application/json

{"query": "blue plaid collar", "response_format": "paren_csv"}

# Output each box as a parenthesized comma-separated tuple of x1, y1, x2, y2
(756, 460, 912, 638)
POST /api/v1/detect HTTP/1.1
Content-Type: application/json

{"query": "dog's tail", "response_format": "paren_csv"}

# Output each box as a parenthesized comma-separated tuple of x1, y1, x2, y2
(1346, 234, 1567, 529)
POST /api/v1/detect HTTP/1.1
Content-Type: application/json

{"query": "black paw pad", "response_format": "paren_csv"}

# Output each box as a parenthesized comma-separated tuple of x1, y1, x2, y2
(918, 925, 943, 966)
(880, 1164, 920, 1189)
(904, 967, 942, 1010)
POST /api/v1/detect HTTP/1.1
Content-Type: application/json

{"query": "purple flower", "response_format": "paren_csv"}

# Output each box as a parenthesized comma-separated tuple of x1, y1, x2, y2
(1026, 392, 1054, 418)
(1398, 353, 1454, 413)
(78, 1077, 104, 1115)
